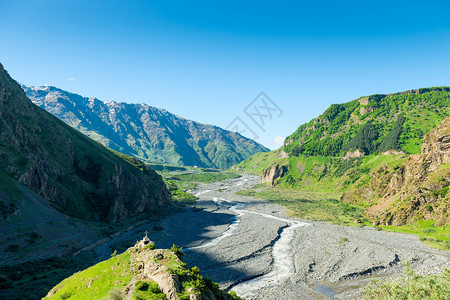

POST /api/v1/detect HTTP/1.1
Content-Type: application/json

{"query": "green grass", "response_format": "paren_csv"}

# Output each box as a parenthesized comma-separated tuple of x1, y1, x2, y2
(231, 150, 283, 175)
(235, 189, 256, 196)
(170, 172, 241, 183)
(165, 180, 198, 206)
(44, 246, 240, 300)
(133, 280, 166, 299)
(46, 252, 134, 300)
(380, 220, 450, 251)
(247, 187, 366, 225)
(172, 180, 197, 190)
(363, 266, 449, 299)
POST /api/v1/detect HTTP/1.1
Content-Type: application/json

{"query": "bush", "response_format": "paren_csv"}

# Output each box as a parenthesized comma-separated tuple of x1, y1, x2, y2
(135, 281, 149, 291)
(339, 237, 349, 244)
(60, 292, 71, 299)
(134, 280, 165, 300)
(108, 289, 123, 300)
(170, 244, 184, 258)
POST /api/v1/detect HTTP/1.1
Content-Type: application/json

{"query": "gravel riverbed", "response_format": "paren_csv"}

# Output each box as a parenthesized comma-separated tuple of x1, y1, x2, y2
(96, 175, 450, 299)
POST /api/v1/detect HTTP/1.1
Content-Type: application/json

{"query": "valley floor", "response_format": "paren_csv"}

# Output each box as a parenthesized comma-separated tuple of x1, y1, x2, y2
(97, 175, 449, 299)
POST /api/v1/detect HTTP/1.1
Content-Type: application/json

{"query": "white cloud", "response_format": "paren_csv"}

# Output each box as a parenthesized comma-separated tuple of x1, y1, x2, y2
(273, 136, 285, 146)
(69, 77, 76, 82)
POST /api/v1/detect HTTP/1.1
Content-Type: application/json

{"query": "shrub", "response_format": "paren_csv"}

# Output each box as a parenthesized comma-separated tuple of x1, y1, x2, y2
(135, 281, 149, 291)
(134, 280, 164, 300)
(60, 292, 71, 299)
(339, 237, 349, 244)
(108, 289, 123, 300)
(170, 244, 184, 258)
(191, 266, 200, 275)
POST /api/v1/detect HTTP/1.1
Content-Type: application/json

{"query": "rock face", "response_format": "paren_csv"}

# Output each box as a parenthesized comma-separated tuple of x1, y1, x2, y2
(261, 164, 288, 186)
(23, 85, 269, 169)
(344, 149, 365, 158)
(343, 117, 450, 226)
(0, 63, 170, 223)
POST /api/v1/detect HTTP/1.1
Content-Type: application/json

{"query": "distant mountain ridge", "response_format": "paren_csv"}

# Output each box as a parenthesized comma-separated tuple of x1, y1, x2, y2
(23, 85, 269, 169)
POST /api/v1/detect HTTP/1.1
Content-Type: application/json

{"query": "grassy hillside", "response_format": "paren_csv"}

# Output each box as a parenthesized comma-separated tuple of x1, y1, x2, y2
(284, 87, 450, 157)
(44, 244, 239, 300)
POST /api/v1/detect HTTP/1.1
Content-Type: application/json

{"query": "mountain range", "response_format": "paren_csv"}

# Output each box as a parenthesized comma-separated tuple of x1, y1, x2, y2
(23, 85, 269, 169)
(0, 62, 172, 298)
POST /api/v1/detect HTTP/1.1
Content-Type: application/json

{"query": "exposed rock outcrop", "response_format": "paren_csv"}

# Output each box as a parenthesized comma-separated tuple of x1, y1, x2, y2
(279, 150, 289, 158)
(261, 164, 288, 186)
(359, 106, 376, 115)
(344, 149, 365, 158)
(343, 117, 450, 226)
(381, 150, 405, 155)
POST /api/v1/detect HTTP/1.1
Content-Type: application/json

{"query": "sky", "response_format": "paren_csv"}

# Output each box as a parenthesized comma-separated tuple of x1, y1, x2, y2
(1, 0, 449, 149)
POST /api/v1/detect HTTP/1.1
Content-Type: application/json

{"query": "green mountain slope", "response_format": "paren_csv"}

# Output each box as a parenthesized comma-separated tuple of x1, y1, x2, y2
(0, 63, 170, 223)
(284, 87, 450, 157)
(233, 87, 450, 231)
(23, 85, 269, 169)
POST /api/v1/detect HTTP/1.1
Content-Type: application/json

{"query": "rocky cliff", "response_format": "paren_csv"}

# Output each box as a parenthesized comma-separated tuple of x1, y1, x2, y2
(261, 163, 288, 186)
(23, 85, 269, 169)
(343, 117, 450, 226)
(0, 63, 170, 223)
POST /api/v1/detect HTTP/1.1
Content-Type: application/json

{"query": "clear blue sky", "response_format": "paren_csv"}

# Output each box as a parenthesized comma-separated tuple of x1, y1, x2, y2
(1, 0, 449, 149)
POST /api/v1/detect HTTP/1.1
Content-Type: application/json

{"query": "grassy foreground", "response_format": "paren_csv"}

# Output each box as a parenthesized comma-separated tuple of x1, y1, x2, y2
(363, 266, 449, 300)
